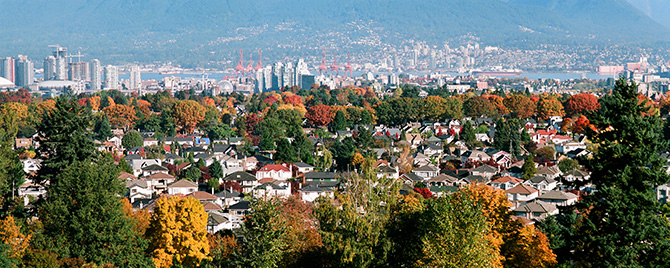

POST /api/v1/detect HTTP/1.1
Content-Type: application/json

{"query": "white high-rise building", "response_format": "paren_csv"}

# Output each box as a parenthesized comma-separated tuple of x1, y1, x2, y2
(14, 56, 33, 87)
(129, 65, 141, 90)
(0, 57, 15, 83)
(104, 65, 119, 90)
(283, 62, 294, 88)
(68, 61, 89, 81)
(272, 62, 284, 90)
(55, 56, 67, 80)
(90, 59, 102, 90)
(255, 68, 264, 93)
(43, 56, 57, 81)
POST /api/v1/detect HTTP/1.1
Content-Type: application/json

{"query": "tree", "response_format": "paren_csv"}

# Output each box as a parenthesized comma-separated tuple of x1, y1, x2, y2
(315, 148, 333, 170)
(234, 198, 287, 268)
(173, 100, 206, 133)
(147, 196, 211, 268)
(305, 105, 333, 127)
(0, 216, 30, 260)
(503, 95, 535, 118)
(543, 77, 670, 266)
(103, 104, 138, 129)
(118, 159, 133, 174)
(492, 119, 527, 157)
(275, 138, 298, 163)
(35, 97, 97, 186)
(121, 198, 150, 236)
(0, 110, 24, 201)
(122, 130, 143, 149)
(332, 110, 348, 131)
(521, 154, 536, 180)
(557, 158, 580, 172)
(536, 97, 565, 119)
(206, 123, 234, 140)
(182, 166, 202, 181)
(464, 96, 497, 117)
(501, 224, 557, 268)
(421, 96, 447, 121)
(564, 93, 599, 116)
(444, 97, 464, 119)
(535, 146, 555, 160)
(572, 115, 591, 133)
(34, 160, 153, 267)
(461, 120, 476, 143)
(208, 161, 223, 179)
(94, 114, 113, 141)
(353, 127, 373, 149)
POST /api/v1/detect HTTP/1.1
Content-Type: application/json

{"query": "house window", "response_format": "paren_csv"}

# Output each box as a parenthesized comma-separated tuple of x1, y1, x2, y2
(189, 189, 195, 193)
(132, 189, 137, 193)
(533, 212, 541, 217)
(661, 190, 667, 197)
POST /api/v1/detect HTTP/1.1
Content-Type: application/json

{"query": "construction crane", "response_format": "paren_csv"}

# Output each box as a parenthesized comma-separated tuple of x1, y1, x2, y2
(246, 54, 254, 74)
(235, 49, 244, 77)
(319, 49, 327, 76)
(255, 50, 263, 71)
(345, 53, 353, 78)
(330, 52, 339, 76)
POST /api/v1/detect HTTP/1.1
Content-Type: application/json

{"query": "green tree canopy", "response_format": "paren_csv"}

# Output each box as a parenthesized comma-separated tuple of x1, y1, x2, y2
(122, 130, 143, 149)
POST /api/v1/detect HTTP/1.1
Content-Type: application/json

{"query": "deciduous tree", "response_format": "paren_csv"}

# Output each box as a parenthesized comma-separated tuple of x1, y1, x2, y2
(464, 96, 497, 117)
(147, 196, 210, 268)
(305, 105, 333, 127)
(503, 95, 535, 118)
(536, 97, 565, 119)
(103, 104, 138, 129)
(564, 93, 599, 116)
(122, 130, 143, 149)
(173, 100, 206, 133)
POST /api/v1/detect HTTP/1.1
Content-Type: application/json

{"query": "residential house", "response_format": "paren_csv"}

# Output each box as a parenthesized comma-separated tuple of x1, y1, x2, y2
(144, 172, 176, 193)
(18, 180, 46, 205)
(143, 137, 158, 147)
(215, 189, 243, 208)
(252, 182, 291, 199)
(126, 179, 153, 202)
(505, 184, 540, 207)
(460, 150, 491, 166)
(413, 153, 431, 166)
(141, 164, 169, 177)
(421, 143, 443, 157)
(563, 169, 590, 183)
(220, 155, 244, 176)
(489, 176, 523, 190)
(657, 183, 670, 203)
(166, 179, 198, 195)
(300, 185, 334, 202)
(524, 176, 558, 193)
(194, 153, 215, 166)
(21, 158, 41, 174)
(130, 159, 161, 177)
(294, 162, 315, 174)
(556, 142, 586, 154)
(536, 165, 562, 180)
(459, 175, 488, 185)
(412, 165, 440, 180)
(223, 171, 258, 193)
(427, 174, 459, 187)
(187, 191, 219, 204)
(501, 165, 523, 179)
(227, 201, 250, 229)
(405, 133, 423, 147)
(471, 164, 498, 179)
(536, 190, 579, 206)
(400, 173, 424, 185)
(256, 164, 292, 183)
(377, 165, 399, 179)
(211, 144, 235, 157)
(207, 211, 234, 233)
(304, 172, 339, 185)
(512, 201, 559, 220)
(475, 133, 491, 143)
(15, 137, 32, 148)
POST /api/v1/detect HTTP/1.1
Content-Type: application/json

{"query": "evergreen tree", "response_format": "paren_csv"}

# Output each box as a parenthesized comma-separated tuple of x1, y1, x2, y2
(0, 111, 25, 200)
(461, 120, 476, 143)
(275, 138, 298, 163)
(234, 199, 287, 268)
(35, 97, 97, 186)
(94, 114, 113, 141)
(208, 161, 224, 179)
(196, 158, 206, 169)
(118, 159, 133, 174)
(182, 166, 202, 181)
(521, 154, 536, 180)
(332, 110, 348, 132)
(293, 134, 314, 162)
(354, 127, 374, 149)
(34, 160, 153, 267)
(541, 77, 670, 266)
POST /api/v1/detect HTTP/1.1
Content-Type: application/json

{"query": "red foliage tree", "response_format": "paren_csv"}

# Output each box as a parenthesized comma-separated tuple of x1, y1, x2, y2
(305, 104, 333, 127)
(283, 94, 303, 106)
(244, 113, 263, 135)
(219, 181, 243, 193)
(563, 93, 600, 116)
(414, 187, 434, 199)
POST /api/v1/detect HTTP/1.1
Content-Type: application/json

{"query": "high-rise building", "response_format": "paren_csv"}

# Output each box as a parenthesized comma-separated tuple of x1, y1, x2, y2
(263, 66, 272, 92)
(90, 59, 102, 90)
(0, 57, 15, 83)
(68, 61, 89, 81)
(272, 62, 284, 90)
(283, 62, 294, 88)
(43, 56, 57, 80)
(129, 65, 141, 90)
(104, 65, 118, 90)
(14, 56, 34, 87)
(255, 68, 264, 93)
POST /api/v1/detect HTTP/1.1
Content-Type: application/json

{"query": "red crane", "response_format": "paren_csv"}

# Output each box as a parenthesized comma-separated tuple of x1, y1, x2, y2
(235, 49, 244, 77)
(330, 52, 339, 76)
(255, 50, 263, 71)
(319, 49, 327, 75)
(345, 52, 353, 77)
(246, 54, 254, 74)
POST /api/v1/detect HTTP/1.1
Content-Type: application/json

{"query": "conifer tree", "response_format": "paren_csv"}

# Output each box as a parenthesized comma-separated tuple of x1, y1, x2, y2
(94, 114, 113, 141)
(541, 77, 670, 266)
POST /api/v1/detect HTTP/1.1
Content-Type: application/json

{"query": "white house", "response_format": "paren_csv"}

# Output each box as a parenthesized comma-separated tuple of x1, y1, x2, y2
(505, 184, 540, 208)
(536, 190, 579, 206)
(512, 201, 559, 220)
(252, 182, 291, 199)
(524, 176, 558, 193)
(224, 171, 258, 193)
(256, 164, 292, 182)
(166, 179, 198, 195)
(127, 179, 153, 203)
(300, 185, 334, 202)
(412, 165, 440, 180)
(489, 176, 523, 191)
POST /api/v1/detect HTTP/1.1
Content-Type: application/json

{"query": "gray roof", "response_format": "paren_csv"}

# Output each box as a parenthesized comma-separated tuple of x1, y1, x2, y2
(211, 144, 232, 153)
(472, 164, 497, 173)
(564, 169, 589, 177)
(413, 165, 439, 172)
(529, 176, 556, 184)
(294, 161, 314, 168)
(537, 190, 578, 201)
(402, 173, 424, 182)
(224, 171, 256, 182)
(228, 200, 250, 210)
(164, 153, 180, 159)
(300, 184, 333, 192)
(463, 175, 488, 183)
(378, 165, 396, 174)
(142, 164, 168, 171)
(214, 189, 243, 198)
(305, 172, 339, 180)
(254, 182, 286, 190)
(513, 201, 557, 213)
(125, 154, 142, 160)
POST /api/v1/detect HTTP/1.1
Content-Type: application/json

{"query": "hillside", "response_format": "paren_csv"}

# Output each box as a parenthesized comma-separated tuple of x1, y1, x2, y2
(0, 0, 667, 65)
(626, 0, 670, 29)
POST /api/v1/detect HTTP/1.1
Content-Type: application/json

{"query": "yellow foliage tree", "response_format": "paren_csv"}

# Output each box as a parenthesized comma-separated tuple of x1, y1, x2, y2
(0, 216, 31, 259)
(502, 223, 558, 268)
(121, 198, 150, 236)
(34, 99, 56, 120)
(459, 183, 508, 267)
(0, 102, 29, 123)
(147, 196, 210, 268)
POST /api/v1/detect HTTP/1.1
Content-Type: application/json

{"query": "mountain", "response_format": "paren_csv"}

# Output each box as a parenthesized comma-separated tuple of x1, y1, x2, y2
(626, 0, 670, 29)
(0, 0, 667, 65)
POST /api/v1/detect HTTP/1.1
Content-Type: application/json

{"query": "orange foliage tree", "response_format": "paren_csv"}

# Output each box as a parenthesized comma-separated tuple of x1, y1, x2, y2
(637, 94, 658, 117)
(573, 115, 591, 133)
(564, 93, 599, 116)
(173, 100, 206, 133)
(103, 104, 138, 129)
(88, 96, 101, 111)
(305, 104, 333, 127)
(503, 95, 535, 118)
(485, 95, 508, 115)
(0, 216, 31, 259)
(121, 198, 150, 236)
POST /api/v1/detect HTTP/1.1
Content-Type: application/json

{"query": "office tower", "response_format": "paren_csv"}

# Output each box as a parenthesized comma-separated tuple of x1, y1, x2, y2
(0, 57, 15, 83)
(43, 56, 57, 80)
(283, 62, 294, 88)
(14, 56, 34, 87)
(68, 61, 89, 81)
(263, 66, 272, 92)
(90, 59, 102, 90)
(129, 65, 141, 90)
(104, 65, 119, 90)
(272, 62, 284, 90)
(255, 68, 264, 93)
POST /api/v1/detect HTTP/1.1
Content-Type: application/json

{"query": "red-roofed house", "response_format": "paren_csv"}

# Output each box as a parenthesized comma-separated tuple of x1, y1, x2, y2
(489, 176, 523, 190)
(532, 129, 557, 143)
(256, 164, 292, 182)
